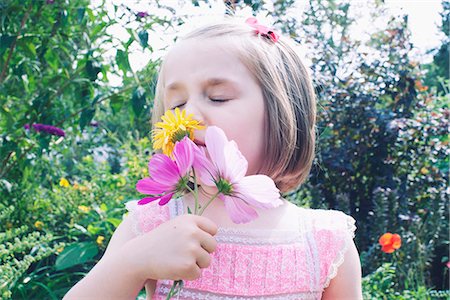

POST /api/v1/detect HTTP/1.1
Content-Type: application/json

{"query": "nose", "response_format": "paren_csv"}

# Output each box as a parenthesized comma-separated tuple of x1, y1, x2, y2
(184, 101, 206, 145)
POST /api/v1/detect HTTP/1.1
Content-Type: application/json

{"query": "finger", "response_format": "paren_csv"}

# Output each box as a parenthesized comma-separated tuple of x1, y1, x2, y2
(186, 264, 202, 281)
(198, 232, 217, 254)
(196, 248, 212, 269)
(195, 216, 218, 236)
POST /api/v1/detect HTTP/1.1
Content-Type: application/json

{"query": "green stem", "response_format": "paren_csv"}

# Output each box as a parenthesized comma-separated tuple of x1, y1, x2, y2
(198, 191, 220, 216)
(192, 169, 199, 214)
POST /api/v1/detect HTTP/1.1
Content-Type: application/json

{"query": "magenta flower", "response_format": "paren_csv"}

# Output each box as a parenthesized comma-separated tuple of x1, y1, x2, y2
(136, 11, 149, 18)
(24, 123, 65, 137)
(136, 136, 195, 205)
(195, 126, 283, 224)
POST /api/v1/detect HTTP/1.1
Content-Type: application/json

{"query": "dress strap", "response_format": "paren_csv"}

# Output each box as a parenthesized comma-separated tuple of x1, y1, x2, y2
(168, 198, 184, 219)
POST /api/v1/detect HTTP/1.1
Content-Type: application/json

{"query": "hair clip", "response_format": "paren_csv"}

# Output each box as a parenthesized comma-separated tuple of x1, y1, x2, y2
(245, 17, 279, 43)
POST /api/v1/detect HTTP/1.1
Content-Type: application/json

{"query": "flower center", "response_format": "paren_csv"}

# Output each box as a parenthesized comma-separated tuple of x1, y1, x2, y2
(171, 129, 190, 143)
(176, 175, 190, 191)
(216, 178, 233, 195)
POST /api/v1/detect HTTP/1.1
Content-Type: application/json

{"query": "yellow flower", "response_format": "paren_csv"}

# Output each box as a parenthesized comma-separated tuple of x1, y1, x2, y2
(79, 185, 89, 192)
(78, 205, 91, 213)
(152, 108, 204, 156)
(56, 247, 64, 253)
(59, 178, 70, 187)
(34, 221, 44, 230)
(96, 236, 105, 246)
(420, 167, 429, 175)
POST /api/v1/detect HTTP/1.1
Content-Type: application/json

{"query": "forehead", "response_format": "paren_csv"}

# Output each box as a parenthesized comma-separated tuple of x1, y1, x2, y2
(162, 38, 255, 87)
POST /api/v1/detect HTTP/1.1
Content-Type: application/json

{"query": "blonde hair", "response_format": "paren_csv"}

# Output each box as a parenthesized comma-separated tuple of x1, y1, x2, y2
(152, 19, 316, 193)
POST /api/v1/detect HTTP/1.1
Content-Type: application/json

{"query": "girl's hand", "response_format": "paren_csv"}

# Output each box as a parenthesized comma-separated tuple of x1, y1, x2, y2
(122, 214, 218, 282)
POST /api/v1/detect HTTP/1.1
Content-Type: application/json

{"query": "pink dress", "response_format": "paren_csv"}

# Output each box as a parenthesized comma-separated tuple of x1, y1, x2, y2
(126, 198, 356, 300)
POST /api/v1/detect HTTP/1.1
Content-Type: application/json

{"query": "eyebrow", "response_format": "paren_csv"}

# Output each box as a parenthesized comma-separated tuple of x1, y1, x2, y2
(166, 78, 240, 91)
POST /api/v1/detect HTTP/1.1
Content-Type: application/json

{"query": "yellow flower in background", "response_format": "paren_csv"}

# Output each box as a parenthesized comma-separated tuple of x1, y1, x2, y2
(6, 222, 13, 229)
(34, 221, 44, 230)
(116, 176, 126, 187)
(152, 108, 204, 156)
(59, 178, 70, 187)
(420, 167, 429, 175)
(56, 246, 64, 253)
(78, 205, 91, 213)
(96, 236, 105, 246)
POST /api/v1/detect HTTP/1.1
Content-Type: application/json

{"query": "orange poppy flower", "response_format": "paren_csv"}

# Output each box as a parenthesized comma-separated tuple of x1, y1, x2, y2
(379, 232, 402, 253)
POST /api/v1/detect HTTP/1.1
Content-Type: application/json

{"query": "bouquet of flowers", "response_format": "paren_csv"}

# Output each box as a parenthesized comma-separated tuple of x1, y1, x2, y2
(136, 108, 282, 299)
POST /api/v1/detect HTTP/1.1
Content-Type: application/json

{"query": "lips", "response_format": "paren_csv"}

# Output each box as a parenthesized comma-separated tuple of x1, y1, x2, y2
(193, 139, 205, 147)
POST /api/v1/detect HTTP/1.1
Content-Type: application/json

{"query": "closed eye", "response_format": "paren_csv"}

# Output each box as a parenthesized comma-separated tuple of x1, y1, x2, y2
(171, 102, 186, 109)
(209, 98, 230, 102)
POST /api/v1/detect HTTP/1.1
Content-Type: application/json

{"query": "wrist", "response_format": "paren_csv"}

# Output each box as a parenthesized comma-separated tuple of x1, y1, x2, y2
(120, 237, 158, 283)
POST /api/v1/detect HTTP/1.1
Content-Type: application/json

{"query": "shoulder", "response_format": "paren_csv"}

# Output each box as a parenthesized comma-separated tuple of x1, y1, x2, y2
(322, 238, 362, 299)
(299, 207, 359, 291)
(300, 207, 356, 239)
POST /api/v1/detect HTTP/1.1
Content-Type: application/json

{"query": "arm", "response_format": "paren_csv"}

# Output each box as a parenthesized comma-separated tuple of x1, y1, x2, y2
(64, 213, 218, 300)
(321, 240, 363, 300)
(63, 215, 152, 300)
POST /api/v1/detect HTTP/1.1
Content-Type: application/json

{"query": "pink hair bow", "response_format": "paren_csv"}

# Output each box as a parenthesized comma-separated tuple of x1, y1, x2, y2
(245, 17, 279, 43)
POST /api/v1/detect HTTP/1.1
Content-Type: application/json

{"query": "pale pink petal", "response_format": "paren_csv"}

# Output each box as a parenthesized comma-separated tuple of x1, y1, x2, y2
(234, 175, 282, 209)
(223, 140, 248, 182)
(193, 145, 216, 187)
(205, 126, 228, 171)
(173, 137, 194, 176)
(136, 177, 170, 195)
(148, 154, 180, 185)
(158, 192, 175, 205)
(223, 195, 258, 224)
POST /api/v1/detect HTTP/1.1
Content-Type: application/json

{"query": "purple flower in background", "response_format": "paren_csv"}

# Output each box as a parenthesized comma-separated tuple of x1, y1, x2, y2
(46, 0, 55, 4)
(25, 123, 66, 137)
(137, 11, 149, 18)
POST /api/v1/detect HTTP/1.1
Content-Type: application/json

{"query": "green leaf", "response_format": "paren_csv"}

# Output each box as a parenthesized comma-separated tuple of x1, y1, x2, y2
(138, 30, 148, 48)
(100, 203, 107, 211)
(131, 86, 146, 117)
(44, 49, 59, 71)
(106, 218, 122, 228)
(87, 224, 101, 235)
(116, 49, 131, 74)
(110, 94, 124, 114)
(187, 206, 192, 214)
(77, 7, 86, 23)
(0, 35, 16, 55)
(55, 242, 99, 270)
(79, 108, 95, 131)
(85, 60, 102, 81)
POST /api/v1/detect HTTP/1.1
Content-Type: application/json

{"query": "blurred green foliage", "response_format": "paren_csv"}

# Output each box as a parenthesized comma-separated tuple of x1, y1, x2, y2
(0, 0, 448, 298)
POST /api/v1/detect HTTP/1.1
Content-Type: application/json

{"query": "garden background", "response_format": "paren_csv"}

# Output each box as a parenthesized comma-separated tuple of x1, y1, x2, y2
(0, 0, 448, 299)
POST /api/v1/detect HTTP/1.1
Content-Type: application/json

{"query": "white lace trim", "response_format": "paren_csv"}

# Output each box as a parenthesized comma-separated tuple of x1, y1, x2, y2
(156, 283, 320, 300)
(169, 198, 303, 245)
(322, 215, 357, 289)
(125, 200, 142, 236)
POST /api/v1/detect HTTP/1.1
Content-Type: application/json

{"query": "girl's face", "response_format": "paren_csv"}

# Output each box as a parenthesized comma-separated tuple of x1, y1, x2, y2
(162, 38, 266, 176)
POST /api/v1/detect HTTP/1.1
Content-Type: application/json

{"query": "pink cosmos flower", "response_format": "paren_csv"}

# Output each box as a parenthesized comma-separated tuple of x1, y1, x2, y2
(194, 126, 283, 224)
(136, 137, 195, 205)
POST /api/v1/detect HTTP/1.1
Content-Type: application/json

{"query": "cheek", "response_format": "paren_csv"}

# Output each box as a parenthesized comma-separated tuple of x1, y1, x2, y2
(225, 126, 265, 176)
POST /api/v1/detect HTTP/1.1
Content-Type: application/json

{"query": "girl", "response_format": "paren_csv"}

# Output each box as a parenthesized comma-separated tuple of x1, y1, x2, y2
(65, 17, 362, 300)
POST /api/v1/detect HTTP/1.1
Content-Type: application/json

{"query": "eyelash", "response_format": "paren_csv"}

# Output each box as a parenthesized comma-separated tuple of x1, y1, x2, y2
(171, 98, 229, 109)
(209, 98, 229, 102)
